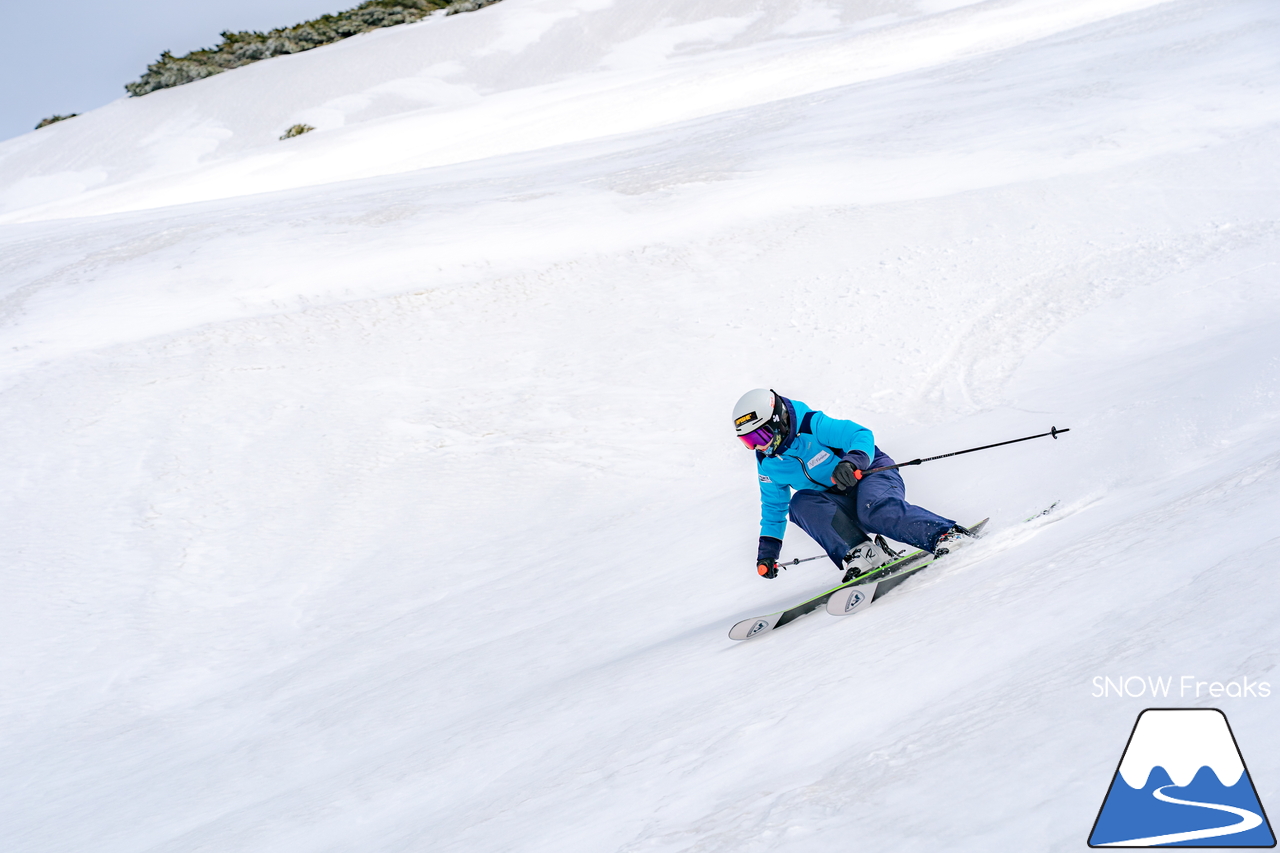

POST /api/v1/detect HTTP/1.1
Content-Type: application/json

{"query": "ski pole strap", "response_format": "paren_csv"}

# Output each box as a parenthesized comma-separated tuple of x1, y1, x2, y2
(863, 426, 1070, 475)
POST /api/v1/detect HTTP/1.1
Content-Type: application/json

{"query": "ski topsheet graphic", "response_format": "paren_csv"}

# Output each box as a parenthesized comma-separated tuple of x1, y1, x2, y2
(1089, 709, 1275, 848)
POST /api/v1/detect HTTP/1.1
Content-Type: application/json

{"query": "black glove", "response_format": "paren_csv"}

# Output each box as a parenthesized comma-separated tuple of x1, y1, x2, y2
(757, 535, 782, 579)
(831, 460, 864, 489)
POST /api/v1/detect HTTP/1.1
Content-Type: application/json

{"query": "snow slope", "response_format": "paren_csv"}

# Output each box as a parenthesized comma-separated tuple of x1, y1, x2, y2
(1, 0, 1278, 851)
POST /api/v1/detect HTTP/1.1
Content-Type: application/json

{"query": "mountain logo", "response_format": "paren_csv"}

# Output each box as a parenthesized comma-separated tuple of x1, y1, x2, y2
(1089, 708, 1275, 848)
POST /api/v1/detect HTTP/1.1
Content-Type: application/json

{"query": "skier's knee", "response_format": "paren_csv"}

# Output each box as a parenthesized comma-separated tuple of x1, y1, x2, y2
(862, 497, 907, 523)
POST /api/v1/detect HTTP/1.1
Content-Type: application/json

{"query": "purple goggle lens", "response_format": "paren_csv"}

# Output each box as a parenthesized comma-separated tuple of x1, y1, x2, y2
(738, 425, 775, 450)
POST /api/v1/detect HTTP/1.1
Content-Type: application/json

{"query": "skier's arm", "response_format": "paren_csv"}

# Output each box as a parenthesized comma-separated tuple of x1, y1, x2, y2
(758, 477, 790, 541)
(757, 479, 789, 578)
(809, 411, 875, 469)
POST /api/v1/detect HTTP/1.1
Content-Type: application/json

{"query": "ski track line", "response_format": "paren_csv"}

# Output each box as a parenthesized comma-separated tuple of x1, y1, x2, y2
(1099, 785, 1265, 847)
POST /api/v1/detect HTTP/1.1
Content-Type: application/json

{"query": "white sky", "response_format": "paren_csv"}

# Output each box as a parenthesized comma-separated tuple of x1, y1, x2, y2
(0, 0, 367, 141)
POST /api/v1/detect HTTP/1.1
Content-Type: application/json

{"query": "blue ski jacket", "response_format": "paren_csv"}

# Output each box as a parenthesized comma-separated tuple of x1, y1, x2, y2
(756, 396, 875, 542)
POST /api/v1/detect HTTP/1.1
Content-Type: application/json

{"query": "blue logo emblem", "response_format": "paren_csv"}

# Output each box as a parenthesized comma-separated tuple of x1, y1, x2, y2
(1089, 708, 1275, 847)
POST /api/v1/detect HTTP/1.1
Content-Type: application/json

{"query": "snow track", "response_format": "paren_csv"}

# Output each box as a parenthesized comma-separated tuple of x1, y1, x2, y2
(1, 0, 1278, 850)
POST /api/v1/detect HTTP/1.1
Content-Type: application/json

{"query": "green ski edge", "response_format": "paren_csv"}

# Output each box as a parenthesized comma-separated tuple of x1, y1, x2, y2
(728, 518, 990, 641)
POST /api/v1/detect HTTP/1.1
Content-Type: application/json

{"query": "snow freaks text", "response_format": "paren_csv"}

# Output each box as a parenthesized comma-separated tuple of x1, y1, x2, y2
(1092, 676, 1272, 699)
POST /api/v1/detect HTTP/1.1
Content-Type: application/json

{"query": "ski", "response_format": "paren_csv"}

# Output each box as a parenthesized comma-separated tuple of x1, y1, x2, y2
(1026, 500, 1059, 522)
(824, 517, 988, 616)
(826, 503, 1065, 617)
(728, 518, 990, 641)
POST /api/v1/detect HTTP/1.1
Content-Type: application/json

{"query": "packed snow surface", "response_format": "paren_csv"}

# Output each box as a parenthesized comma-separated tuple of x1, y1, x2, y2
(1, 0, 1278, 851)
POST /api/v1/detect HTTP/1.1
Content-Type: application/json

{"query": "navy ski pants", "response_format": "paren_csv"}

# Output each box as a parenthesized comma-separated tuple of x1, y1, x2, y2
(787, 449, 954, 565)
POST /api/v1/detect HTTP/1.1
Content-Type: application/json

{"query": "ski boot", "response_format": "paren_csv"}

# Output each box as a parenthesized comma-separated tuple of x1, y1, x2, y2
(841, 535, 896, 583)
(932, 524, 976, 556)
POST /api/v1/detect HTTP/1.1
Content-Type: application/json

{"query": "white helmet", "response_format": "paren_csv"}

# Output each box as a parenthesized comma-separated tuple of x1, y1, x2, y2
(732, 388, 776, 435)
(732, 388, 786, 454)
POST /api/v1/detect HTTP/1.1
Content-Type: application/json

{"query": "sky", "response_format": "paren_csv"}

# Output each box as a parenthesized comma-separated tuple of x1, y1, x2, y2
(0, 0, 358, 142)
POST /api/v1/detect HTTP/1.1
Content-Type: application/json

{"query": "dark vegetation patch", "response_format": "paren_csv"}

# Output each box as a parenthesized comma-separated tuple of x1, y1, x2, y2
(126, 0, 503, 97)
(280, 123, 317, 140)
(36, 114, 79, 130)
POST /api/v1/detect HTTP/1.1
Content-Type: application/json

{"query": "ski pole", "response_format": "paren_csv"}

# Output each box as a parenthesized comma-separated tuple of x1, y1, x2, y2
(777, 537, 901, 569)
(775, 554, 828, 568)
(779, 427, 1069, 567)
(862, 425, 1070, 476)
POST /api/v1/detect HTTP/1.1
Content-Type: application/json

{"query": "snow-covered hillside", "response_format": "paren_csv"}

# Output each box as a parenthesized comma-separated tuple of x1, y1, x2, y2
(1, 1, 1277, 850)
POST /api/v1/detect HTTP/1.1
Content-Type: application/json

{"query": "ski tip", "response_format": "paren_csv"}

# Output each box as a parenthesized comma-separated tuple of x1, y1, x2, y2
(728, 613, 780, 641)
(825, 581, 878, 616)
(1024, 501, 1061, 523)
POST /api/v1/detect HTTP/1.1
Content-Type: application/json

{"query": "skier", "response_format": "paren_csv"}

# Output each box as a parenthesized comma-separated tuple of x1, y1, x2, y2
(733, 388, 971, 581)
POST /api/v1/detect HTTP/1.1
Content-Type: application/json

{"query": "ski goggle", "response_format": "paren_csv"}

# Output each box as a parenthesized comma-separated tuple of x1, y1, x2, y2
(738, 425, 775, 450)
